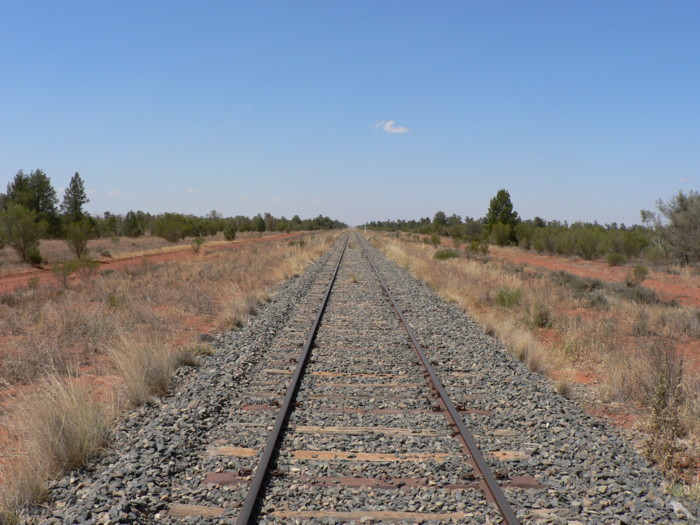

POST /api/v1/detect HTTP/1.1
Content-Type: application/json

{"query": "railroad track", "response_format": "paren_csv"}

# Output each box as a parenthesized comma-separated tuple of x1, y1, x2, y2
(27, 232, 684, 524)
(190, 232, 522, 523)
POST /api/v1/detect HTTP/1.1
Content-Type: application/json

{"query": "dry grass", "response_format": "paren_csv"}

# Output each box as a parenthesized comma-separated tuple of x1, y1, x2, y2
(174, 342, 215, 368)
(0, 231, 337, 516)
(0, 231, 287, 275)
(374, 233, 700, 487)
(554, 370, 575, 398)
(1, 377, 110, 519)
(110, 331, 174, 406)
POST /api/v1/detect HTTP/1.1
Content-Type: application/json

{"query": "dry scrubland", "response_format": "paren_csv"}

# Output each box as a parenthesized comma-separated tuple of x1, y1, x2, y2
(0, 233, 335, 518)
(374, 233, 700, 497)
(0, 231, 284, 276)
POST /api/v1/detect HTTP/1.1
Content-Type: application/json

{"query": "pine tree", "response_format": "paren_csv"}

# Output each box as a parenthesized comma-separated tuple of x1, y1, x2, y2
(61, 172, 89, 222)
(485, 189, 520, 244)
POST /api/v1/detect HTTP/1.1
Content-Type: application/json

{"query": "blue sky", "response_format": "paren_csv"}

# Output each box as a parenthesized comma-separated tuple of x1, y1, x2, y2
(1, 2, 698, 226)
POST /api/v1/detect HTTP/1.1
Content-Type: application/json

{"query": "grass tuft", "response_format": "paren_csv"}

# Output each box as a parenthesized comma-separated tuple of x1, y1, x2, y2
(110, 332, 174, 406)
(174, 342, 215, 368)
(529, 302, 552, 328)
(555, 374, 573, 398)
(495, 286, 523, 307)
(606, 252, 628, 266)
(433, 249, 459, 260)
(1, 376, 110, 516)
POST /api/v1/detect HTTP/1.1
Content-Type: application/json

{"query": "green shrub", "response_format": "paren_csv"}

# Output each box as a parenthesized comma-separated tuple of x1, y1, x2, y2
(223, 223, 236, 241)
(434, 249, 459, 260)
(191, 237, 205, 253)
(553, 271, 604, 294)
(52, 258, 97, 288)
(623, 230, 651, 258)
(532, 228, 556, 254)
(63, 220, 93, 259)
(575, 229, 601, 260)
(607, 252, 628, 266)
(430, 233, 440, 247)
(26, 246, 44, 266)
(515, 222, 536, 250)
(466, 240, 490, 258)
(531, 235, 546, 254)
(612, 283, 660, 305)
(495, 286, 523, 307)
(153, 213, 190, 242)
(489, 223, 512, 246)
(52, 259, 81, 288)
(555, 230, 575, 255)
(0, 204, 47, 264)
(632, 264, 649, 284)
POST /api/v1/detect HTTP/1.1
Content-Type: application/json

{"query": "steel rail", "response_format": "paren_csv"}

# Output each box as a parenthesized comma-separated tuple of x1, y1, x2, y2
(236, 233, 350, 525)
(356, 232, 521, 525)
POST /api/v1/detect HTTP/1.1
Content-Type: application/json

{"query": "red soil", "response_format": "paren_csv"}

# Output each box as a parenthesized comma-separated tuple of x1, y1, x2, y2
(490, 246, 700, 308)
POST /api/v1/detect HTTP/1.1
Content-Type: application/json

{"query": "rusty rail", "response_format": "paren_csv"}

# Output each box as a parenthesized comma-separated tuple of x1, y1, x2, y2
(235, 234, 349, 524)
(357, 232, 521, 525)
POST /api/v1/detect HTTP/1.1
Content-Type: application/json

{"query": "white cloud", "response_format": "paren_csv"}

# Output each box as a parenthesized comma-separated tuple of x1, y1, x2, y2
(375, 120, 410, 134)
(680, 177, 688, 183)
(186, 188, 195, 193)
(273, 197, 282, 203)
(108, 190, 123, 197)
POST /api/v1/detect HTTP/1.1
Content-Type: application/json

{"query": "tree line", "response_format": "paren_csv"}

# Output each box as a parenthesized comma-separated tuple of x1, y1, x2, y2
(0, 169, 346, 264)
(365, 188, 700, 265)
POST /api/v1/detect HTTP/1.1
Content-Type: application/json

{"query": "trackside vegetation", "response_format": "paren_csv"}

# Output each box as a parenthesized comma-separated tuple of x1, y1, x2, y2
(364, 188, 700, 266)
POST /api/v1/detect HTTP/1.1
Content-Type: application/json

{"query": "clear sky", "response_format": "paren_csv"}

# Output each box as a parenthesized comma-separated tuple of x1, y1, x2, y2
(1, 2, 698, 226)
